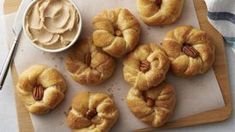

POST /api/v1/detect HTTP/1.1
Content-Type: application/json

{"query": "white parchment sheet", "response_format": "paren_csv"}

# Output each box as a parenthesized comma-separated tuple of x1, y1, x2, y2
(5, 0, 225, 131)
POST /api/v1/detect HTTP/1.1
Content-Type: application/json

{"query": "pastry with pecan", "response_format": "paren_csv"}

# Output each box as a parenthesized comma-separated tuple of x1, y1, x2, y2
(162, 25, 215, 77)
(92, 8, 141, 58)
(66, 92, 119, 132)
(123, 44, 170, 91)
(127, 82, 176, 127)
(65, 38, 116, 85)
(136, 0, 184, 25)
(16, 65, 67, 114)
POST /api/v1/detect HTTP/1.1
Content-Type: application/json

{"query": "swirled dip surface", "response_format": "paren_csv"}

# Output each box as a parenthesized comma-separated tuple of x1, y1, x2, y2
(25, 0, 79, 49)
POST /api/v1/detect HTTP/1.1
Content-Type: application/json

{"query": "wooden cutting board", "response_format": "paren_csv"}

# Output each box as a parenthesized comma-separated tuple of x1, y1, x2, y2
(4, 0, 232, 132)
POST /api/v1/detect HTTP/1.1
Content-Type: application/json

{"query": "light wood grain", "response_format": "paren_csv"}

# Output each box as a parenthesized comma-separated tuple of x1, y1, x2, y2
(4, 0, 232, 132)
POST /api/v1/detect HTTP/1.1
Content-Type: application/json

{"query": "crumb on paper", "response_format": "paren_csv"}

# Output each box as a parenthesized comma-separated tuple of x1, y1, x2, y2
(109, 93, 114, 98)
(117, 87, 121, 91)
(106, 87, 114, 94)
(59, 56, 63, 61)
(64, 111, 68, 116)
(59, 121, 64, 126)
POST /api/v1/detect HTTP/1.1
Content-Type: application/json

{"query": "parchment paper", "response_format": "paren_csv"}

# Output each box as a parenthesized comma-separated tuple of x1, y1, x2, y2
(5, 0, 225, 131)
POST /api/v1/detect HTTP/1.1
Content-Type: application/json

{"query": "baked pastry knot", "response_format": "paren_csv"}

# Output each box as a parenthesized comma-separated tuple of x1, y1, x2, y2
(127, 82, 176, 127)
(123, 44, 170, 91)
(66, 92, 119, 132)
(92, 8, 141, 58)
(162, 25, 215, 77)
(136, 0, 184, 25)
(16, 65, 66, 114)
(66, 38, 116, 85)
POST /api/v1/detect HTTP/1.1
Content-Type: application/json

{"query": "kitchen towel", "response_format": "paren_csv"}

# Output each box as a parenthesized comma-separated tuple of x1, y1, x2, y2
(205, 0, 235, 53)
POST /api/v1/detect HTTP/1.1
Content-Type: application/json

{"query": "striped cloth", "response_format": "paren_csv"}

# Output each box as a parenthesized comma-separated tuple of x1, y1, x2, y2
(204, 0, 235, 53)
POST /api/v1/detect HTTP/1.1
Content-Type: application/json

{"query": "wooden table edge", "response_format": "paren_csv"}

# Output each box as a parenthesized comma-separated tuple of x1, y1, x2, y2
(193, 0, 233, 112)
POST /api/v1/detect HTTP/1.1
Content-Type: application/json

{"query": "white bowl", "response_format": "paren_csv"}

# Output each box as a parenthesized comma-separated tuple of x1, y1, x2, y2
(23, 0, 82, 53)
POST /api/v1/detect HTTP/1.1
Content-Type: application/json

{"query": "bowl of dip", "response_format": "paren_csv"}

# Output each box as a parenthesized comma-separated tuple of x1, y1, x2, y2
(23, 0, 82, 52)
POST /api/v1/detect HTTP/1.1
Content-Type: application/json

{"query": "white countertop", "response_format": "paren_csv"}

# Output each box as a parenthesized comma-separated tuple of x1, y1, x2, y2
(0, 1, 234, 132)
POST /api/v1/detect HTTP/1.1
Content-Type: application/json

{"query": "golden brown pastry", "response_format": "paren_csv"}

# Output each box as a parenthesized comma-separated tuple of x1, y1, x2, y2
(123, 44, 170, 91)
(65, 38, 116, 85)
(162, 25, 215, 77)
(136, 0, 184, 25)
(92, 8, 141, 58)
(66, 92, 119, 132)
(16, 65, 67, 114)
(127, 82, 176, 127)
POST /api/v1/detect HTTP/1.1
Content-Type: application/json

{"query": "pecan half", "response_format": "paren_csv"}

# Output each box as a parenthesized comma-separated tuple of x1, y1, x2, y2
(146, 97, 155, 107)
(84, 53, 91, 66)
(182, 44, 199, 58)
(115, 30, 122, 37)
(155, 0, 162, 6)
(139, 60, 151, 73)
(33, 85, 44, 101)
(86, 109, 97, 120)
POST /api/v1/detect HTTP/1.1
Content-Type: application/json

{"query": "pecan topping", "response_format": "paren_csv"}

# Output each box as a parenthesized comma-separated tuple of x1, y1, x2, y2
(115, 30, 122, 37)
(155, 0, 162, 6)
(33, 85, 44, 101)
(86, 109, 97, 120)
(84, 53, 91, 66)
(182, 44, 199, 58)
(146, 97, 155, 107)
(139, 60, 151, 73)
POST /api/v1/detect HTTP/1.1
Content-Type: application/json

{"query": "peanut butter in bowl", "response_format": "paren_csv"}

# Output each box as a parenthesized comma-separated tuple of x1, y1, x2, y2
(24, 0, 82, 52)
